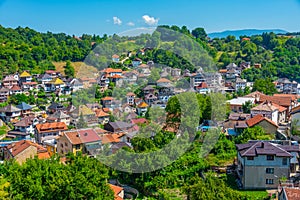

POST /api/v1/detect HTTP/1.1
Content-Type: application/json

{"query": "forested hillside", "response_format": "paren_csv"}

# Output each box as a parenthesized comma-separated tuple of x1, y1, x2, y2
(0, 24, 300, 82)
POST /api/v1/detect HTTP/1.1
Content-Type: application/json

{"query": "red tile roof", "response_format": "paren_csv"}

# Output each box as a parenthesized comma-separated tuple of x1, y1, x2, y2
(126, 92, 135, 96)
(109, 184, 124, 200)
(112, 54, 120, 58)
(131, 118, 147, 124)
(64, 129, 101, 145)
(157, 78, 171, 83)
(103, 68, 122, 73)
(36, 122, 68, 133)
(101, 134, 123, 144)
(6, 140, 49, 158)
(246, 114, 278, 127)
(102, 97, 114, 101)
(95, 109, 110, 117)
(282, 188, 300, 200)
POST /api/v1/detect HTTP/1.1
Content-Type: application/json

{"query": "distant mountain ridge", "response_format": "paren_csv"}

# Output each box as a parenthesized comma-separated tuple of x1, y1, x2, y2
(208, 29, 288, 39)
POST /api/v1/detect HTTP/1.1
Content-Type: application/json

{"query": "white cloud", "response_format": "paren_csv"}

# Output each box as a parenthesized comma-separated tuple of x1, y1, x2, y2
(142, 15, 159, 26)
(127, 22, 135, 26)
(113, 17, 122, 25)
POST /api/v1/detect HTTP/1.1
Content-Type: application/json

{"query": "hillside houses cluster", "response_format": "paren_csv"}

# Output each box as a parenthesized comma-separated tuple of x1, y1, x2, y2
(1, 51, 300, 197)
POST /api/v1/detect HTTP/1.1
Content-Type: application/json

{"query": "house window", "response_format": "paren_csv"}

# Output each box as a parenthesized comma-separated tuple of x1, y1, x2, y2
(266, 179, 274, 185)
(282, 158, 288, 165)
(266, 168, 274, 174)
(247, 156, 254, 160)
(60, 144, 63, 148)
(75, 144, 81, 150)
(267, 155, 274, 161)
(65, 142, 68, 147)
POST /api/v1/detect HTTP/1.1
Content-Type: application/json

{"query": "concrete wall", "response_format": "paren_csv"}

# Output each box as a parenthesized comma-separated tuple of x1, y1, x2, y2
(15, 146, 37, 164)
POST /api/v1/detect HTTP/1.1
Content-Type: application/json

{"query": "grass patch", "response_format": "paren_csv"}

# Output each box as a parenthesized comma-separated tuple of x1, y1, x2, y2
(52, 61, 98, 78)
(0, 125, 7, 135)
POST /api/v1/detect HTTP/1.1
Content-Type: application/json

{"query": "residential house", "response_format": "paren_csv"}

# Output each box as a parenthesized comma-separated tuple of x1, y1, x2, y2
(171, 68, 181, 77)
(44, 78, 65, 92)
(22, 82, 38, 91)
(137, 64, 151, 76)
(143, 85, 155, 96)
(203, 72, 223, 88)
(47, 110, 71, 126)
(38, 73, 52, 84)
(251, 101, 279, 124)
(137, 102, 148, 116)
(101, 97, 114, 109)
(235, 78, 247, 91)
(35, 122, 68, 144)
(9, 85, 22, 95)
(190, 73, 206, 88)
(2, 75, 18, 89)
(104, 121, 134, 133)
(69, 78, 84, 92)
(144, 93, 158, 105)
(246, 114, 278, 134)
(8, 116, 38, 139)
(0, 87, 9, 102)
(95, 109, 110, 125)
(19, 71, 33, 84)
(112, 54, 120, 63)
(126, 92, 136, 106)
(0, 104, 21, 123)
(132, 58, 142, 67)
(276, 78, 298, 94)
(195, 82, 210, 94)
(57, 128, 102, 156)
(122, 71, 138, 84)
(70, 105, 98, 127)
(2, 140, 50, 164)
(48, 102, 65, 114)
(16, 102, 33, 117)
(227, 97, 255, 113)
(236, 141, 300, 189)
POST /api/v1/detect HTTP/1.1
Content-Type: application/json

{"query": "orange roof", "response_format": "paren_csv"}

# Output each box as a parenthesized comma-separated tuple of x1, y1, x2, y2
(36, 122, 68, 133)
(103, 68, 122, 73)
(101, 134, 123, 144)
(246, 114, 278, 127)
(272, 103, 287, 112)
(103, 108, 110, 113)
(126, 92, 135, 96)
(64, 131, 82, 145)
(109, 184, 124, 200)
(38, 152, 50, 159)
(112, 54, 120, 58)
(259, 95, 295, 107)
(95, 109, 110, 117)
(273, 94, 298, 101)
(219, 69, 228, 73)
(110, 75, 123, 79)
(137, 102, 148, 108)
(157, 78, 171, 83)
(102, 96, 114, 101)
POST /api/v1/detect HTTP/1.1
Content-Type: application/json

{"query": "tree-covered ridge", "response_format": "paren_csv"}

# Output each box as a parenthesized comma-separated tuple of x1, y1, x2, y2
(0, 25, 104, 76)
(1, 24, 300, 82)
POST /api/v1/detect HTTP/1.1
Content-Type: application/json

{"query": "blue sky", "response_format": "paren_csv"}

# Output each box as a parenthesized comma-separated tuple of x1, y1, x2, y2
(0, 0, 300, 36)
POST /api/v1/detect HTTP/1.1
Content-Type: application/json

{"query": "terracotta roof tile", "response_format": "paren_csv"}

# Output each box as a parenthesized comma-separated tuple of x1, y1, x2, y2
(246, 114, 278, 127)
(36, 122, 68, 133)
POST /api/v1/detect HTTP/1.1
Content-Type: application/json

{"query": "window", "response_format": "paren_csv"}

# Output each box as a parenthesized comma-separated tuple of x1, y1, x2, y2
(282, 158, 288, 165)
(267, 155, 274, 161)
(75, 144, 81, 150)
(266, 168, 274, 174)
(60, 144, 63, 148)
(266, 179, 274, 185)
(65, 142, 68, 147)
(247, 156, 254, 160)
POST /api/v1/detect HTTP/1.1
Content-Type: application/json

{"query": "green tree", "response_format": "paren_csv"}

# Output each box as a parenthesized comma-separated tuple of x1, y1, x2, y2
(242, 100, 253, 113)
(77, 112, 88, 129)
(252, 78, 277, 95)
(64, 60, 75, 78)
(235, 126, 272, 144)
(191, 28, 207, 40)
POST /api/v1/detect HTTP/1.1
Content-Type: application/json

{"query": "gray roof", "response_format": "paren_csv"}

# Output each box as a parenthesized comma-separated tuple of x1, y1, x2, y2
(16, 102, 32, 111)
(236, 141, 299, 157)
(0, 104, 21, 113)
(48, 110, 70, 119)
